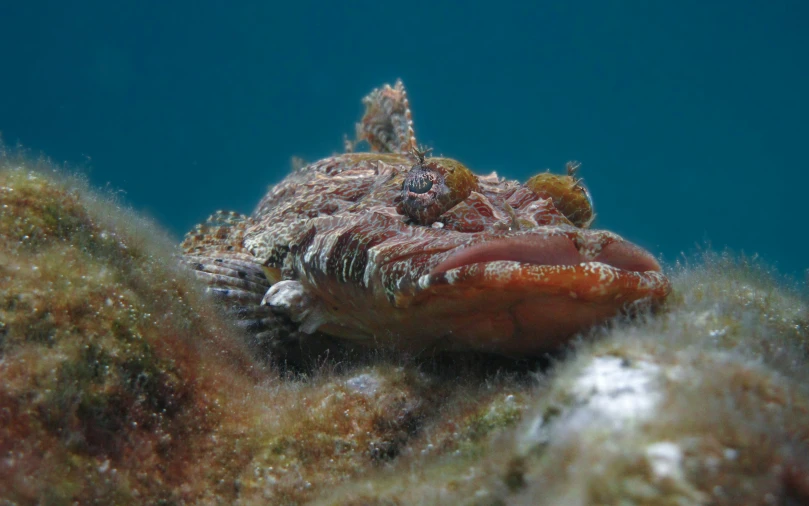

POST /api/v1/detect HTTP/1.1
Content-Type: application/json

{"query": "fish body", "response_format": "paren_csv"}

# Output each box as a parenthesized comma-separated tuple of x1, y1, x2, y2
(182, 82, 669, 356)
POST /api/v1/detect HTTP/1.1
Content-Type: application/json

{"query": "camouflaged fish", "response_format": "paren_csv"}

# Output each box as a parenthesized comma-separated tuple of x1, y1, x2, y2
(182, 81, 670, 356)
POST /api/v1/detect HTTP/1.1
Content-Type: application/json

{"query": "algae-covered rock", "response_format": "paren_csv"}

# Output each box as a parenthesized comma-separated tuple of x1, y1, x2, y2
(1, 148, 808, 505)
(0, 151, 533, 504)
(0, 152, 269, 503)
(316, 257, 809, 505)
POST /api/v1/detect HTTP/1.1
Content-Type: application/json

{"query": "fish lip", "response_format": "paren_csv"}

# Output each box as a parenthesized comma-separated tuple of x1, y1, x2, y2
(411, 234, 670, 307)
(415, 261, 671, 306)
(428, 234, 662, 276)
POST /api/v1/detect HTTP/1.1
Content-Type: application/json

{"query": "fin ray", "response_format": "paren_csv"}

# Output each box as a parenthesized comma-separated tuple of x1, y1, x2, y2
(355, 80, 418, 154)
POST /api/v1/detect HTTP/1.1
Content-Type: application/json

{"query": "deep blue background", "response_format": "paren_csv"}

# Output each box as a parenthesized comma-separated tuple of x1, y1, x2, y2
(1, 1, 807, 277)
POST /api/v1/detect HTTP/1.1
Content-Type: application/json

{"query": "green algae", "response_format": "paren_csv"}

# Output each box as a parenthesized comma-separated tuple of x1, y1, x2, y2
(0, 156, 263, 503)
(2, 148, 809, 505)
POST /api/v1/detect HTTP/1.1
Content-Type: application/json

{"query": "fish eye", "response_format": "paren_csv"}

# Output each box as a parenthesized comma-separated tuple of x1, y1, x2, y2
(407, 174, 433, 194)
(401, 158, 477, 225)
(526, 170, 594, 228)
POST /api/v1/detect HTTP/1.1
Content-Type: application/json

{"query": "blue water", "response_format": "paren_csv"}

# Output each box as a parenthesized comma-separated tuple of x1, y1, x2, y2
(1, 1, 807, 278)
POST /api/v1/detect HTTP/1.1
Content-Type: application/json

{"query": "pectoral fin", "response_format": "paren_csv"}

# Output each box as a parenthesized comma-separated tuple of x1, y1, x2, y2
(181, 211, 322, 362)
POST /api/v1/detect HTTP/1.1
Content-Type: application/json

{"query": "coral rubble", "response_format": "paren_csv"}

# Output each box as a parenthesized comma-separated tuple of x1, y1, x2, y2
(1, 151, 808, 505)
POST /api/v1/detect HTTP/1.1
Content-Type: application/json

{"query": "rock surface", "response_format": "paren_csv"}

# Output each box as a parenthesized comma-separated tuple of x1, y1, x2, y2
(1, 152, 808, 505)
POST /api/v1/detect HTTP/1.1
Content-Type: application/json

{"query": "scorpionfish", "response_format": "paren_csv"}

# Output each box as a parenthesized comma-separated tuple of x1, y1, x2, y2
(182, 81, 670, 356)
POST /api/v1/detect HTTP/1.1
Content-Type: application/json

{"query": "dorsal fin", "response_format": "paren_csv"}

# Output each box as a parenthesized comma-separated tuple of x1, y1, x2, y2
(355, 80, 418, 154)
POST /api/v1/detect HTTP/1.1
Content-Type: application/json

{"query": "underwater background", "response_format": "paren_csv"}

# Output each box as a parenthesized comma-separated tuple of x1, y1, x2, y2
(1, 0, 807, 277)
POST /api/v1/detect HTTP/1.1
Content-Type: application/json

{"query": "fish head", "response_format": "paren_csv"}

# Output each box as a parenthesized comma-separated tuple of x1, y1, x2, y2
(341, 155, 670, 354)
(245, 153, 669, 355)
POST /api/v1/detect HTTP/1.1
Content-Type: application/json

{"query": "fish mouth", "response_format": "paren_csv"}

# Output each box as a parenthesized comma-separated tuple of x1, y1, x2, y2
(429, 234, 661, 276)
(402, 232, 669, 355)
(414, 232, 669, 306)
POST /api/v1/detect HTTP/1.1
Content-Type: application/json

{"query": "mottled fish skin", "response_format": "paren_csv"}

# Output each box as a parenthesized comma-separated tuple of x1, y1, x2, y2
(182, 81, 670, 356)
